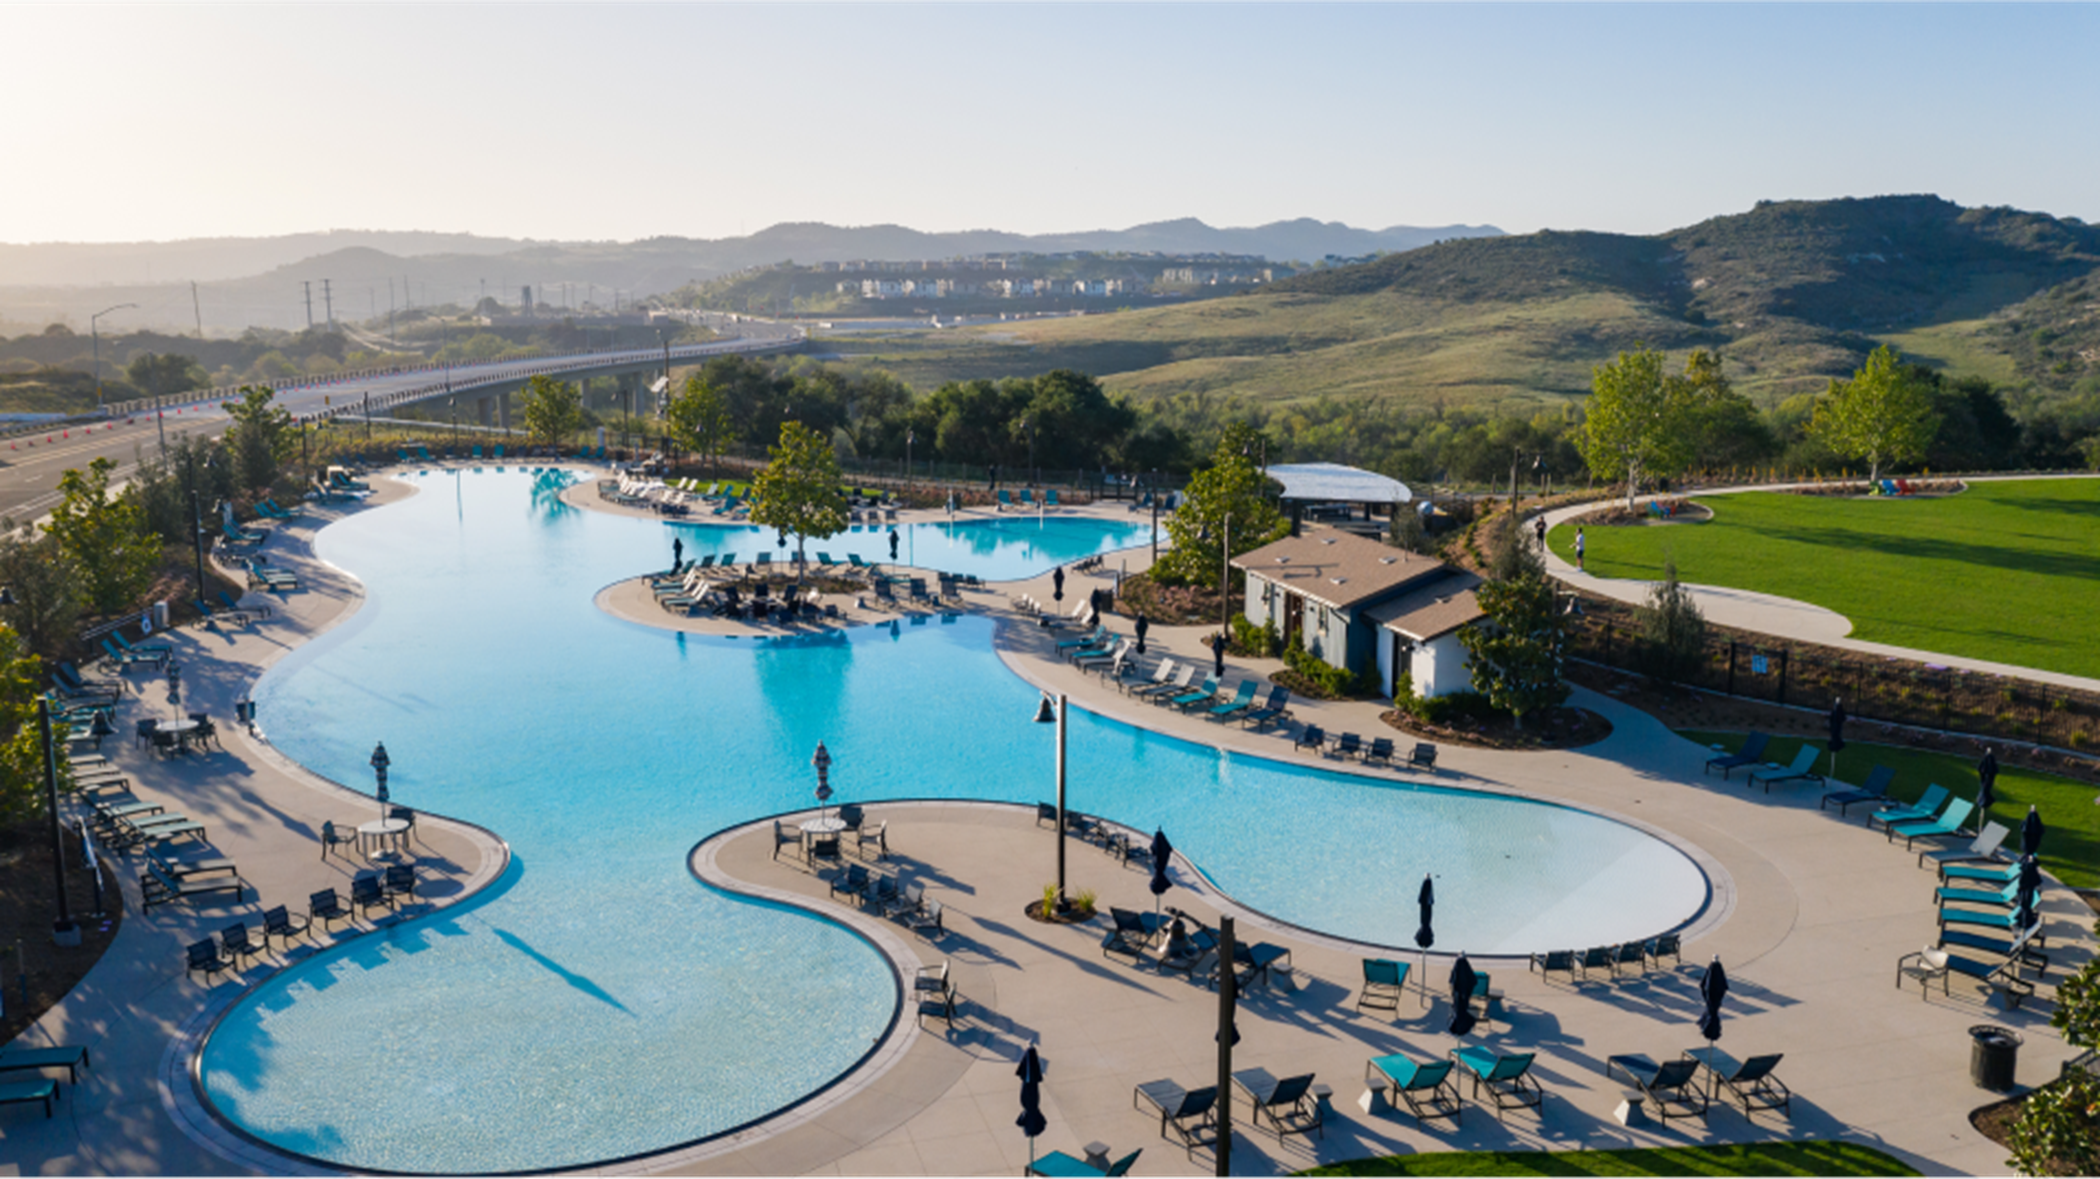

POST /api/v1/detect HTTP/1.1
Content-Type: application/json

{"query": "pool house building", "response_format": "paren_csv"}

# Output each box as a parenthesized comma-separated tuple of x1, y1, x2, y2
(1233, 529, 1482, 699)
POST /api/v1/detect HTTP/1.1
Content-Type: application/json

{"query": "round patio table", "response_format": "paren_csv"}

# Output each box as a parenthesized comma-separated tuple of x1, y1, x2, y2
(359, 817, 410, 855)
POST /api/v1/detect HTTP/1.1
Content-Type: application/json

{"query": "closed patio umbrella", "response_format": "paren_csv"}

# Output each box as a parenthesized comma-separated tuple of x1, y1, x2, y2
(1016, 1044, 1046, 1171)
(1052, 566, 1065, 603)
(2016, 854, 2041, 935)
(2022, 805, 2046, 858)
(1826, 699, 1847, 779)
(1977, 747, 2000, 814)
(1414, 875, 1435, 1001)
(1134, 612, 1150, 655)
(1148, 829, 1174, 912)
(1697, 956, 1729, 1043)
(1447, 953, 1477, 1037)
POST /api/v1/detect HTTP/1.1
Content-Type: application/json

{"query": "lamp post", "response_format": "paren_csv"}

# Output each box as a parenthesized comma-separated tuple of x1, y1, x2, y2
(1033, 691, 1068, 907)
(905, 429, 915, 492)
(90, 303, 137, 414)
(37, 698, 80, 947)
(1149, 469, 1161, 563)
(1219, 511, 1232, 633)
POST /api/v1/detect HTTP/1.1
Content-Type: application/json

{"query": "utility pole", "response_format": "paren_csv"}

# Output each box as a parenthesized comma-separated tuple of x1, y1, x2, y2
(303, 281, 314, 329)
(191, 281, 204, 338)
(322, 278, 334, 327)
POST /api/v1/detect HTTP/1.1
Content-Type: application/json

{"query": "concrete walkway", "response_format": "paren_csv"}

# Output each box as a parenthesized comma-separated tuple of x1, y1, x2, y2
(1539, 476, 2100, 695)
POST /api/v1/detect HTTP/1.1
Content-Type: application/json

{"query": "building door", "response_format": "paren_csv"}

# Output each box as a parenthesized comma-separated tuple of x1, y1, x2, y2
(1283, 592, 1303, 648)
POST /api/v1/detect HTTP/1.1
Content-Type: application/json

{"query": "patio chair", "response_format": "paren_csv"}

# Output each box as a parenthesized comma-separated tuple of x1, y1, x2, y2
(1331, 732, 1364, 760)
(1240, 686, 1292, 730)
(1929, 823, 2012, 875)
(1102, 908, 1162, 960)
(1646, 932, 1682, 968)
(384, 864, 417, 903)
(320, 819, 358, 859)
(808, 833, 842, 865)
(1231, 1068, 1322, 1139)
(1576, 945, 1616, 980)
(915, 971, 957, 1028)
(861, 872, 900, 912)
(1747, 745, 1822, 792)
(1410, 742, 1438, 769)
(1689, 1050, 1791, 1118)
(856, 821, 888, 860)
(836, 803, 865, 833)
(186, 938, 235, 982)
(1868, 784, 1950, 832)
(1368, 1054, 1463, 1125)
(1821, 763, 1895, 815)
(904, 897, 944, 939)
(1035, 802, 1060, 828)
(262, 904, 310, 947)
(830, 863, 871, 904)
(1293, 725, 1327, 752)
(1026, 1150, 1141, 1177)
(1133, 1079, 1219, 1157)
(1605, 1054, 1708, 1121)
(1888, 797, 1974, 850)
(1365, 737, 1396, 766)
(349, 873, 391, 916)
(1613, 941, 1648, 976)
(1449, 1048, 1541, 1120)
(219, 921, 267, 968)
(1705, 732, 1771, 777)
(1528, 949, 1576, 983)
(1358, 958, 1411, 1013)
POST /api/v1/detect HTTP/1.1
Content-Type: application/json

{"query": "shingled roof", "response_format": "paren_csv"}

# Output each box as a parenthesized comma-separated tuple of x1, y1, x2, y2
(1230, 529, 1452, 612)
(1363, 570, 1485, 641)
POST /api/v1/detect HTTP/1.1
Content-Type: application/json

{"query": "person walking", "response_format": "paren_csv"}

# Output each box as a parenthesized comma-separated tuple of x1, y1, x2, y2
(1574, 527, 1586, 572)
(1533, 516, 1546, 550)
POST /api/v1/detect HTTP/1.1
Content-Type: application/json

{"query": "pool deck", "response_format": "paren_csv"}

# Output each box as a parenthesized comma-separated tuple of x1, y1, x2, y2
(3, 466, 2088, 1176)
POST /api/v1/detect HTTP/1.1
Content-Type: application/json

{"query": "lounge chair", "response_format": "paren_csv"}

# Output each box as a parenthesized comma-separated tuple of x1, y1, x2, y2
(1046, 490, 1060, 507)
(1367, 1054, 1462, 1125)
(0, 1046, 89, 1085)
(1331, 732, 1364, 759)
(1938, 904, 2045, 944)
(1026, 1150, 1141, 1177)
(112, 630, 171, 658)
(1124, 659, 1176, 697)
(141, 861, 244, 908)
(1747, 745, 1822, 792)
(1359, 957, 1410, 1012)
(1102, 908, 1164, 960)
(1869, 784, 1950, 832)
(186, 938, 234, 982)
(1167, 676, 1220, 711)
(1530, 949, 1576, 983)
(1938, 926, 2050, 975)
(1231, 1068, 1322, 1139)
(1449, 1048, 1541, 1120)
(1240, 686, 1292, 729)
(1207, 680, 1259, 719)
(1936, 828, 2017, 882)
(1887, 797, 1974, 850)
(0, 1078, 58, 1118)
(995, 489, 1012, 511)
(1018, 489, 1035, 507)
(100, 637, 164, 668)
(1896, 946, 2035, 1007)
(1704, 732, 1771, 777)
(1056, 625, 1109, 652)
(1687, 1049, 1791, 1117)
(1156, 929, 1218, 976)
(1936, 875, 2023, 910)
(1134, 665, 1195, 700)
(1293, 724, 1326, 752)
(146, 846, 236, 879)
(1821, 763, 1896, 815)
(308, 891, 350, 928)
(1133, 1079, 1218, 1157)
(1605, 1054, 1709, 1121)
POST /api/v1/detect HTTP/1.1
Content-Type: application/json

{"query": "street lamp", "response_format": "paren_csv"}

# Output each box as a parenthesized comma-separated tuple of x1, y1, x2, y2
(1033, 691, 1068, 908)
(0, 587, 78, 947)
(1149, 469, 1161, 563)
(91, 303, 138, 413)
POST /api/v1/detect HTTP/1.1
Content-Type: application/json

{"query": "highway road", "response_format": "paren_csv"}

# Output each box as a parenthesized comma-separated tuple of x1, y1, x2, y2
(0, 314, 798, 524)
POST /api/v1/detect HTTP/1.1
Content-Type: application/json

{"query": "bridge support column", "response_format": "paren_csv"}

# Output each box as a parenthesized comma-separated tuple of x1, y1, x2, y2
(477, 397, 492, 427)
(498, 391, 512, 431)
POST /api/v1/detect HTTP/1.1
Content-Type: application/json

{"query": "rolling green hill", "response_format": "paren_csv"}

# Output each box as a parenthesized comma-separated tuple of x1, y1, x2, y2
(822, 196, 2100, 411)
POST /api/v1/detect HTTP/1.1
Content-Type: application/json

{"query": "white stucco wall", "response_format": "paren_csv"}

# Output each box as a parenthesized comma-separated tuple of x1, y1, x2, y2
(1413, 631, 1475, 698)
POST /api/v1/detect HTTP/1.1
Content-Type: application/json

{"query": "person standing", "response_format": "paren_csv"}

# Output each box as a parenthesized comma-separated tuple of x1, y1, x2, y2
(1210, 630, 1227, 679)
(887, 527, 900, 561)
(1574, 527, 1586, 572)
(672, 536, 684, 573)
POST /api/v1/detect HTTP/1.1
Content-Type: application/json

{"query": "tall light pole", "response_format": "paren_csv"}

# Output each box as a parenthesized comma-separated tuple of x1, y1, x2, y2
(905, 429, 915, 491)
(1149, 469, 1161, 563)
(1033, 691, 1068, 907)
(38, 697, 80, 947)
(90, 303, 137, 412)
(1218, 511, 1233, 633)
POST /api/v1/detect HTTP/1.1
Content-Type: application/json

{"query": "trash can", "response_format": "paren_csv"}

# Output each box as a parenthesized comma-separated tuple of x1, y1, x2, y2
(1971, 1025, 2022, 1091)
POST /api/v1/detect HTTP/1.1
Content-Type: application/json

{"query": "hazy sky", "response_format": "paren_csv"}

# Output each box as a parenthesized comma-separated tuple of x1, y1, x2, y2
(3, 2, 2095, 244)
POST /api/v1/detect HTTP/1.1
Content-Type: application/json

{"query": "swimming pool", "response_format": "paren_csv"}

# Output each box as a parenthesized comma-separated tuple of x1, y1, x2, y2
(668, 511, 1154, 581)
(200, 468, 1707, 1173)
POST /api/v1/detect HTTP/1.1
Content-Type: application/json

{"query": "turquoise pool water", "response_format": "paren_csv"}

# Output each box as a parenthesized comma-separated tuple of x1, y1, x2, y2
(200, 468, 1707, 1173)
(668, 511, 1153, 581)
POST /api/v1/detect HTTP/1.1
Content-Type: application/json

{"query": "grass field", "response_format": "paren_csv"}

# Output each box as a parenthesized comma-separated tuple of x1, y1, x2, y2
(1684, 730, 2099, 888)
(1548, 479, 2100, 679)
(1300, 1141, 1917, 1177)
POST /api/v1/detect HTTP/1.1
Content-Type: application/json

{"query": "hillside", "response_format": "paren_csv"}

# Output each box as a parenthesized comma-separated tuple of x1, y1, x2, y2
(821, 196, 2100, 409)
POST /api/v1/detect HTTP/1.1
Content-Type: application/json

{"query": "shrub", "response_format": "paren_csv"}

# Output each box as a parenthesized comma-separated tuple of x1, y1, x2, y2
(1229, 615, 1277, 658)
(1281, 638, 1372, 698)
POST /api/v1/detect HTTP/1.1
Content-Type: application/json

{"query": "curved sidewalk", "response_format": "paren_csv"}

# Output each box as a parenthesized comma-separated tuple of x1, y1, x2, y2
(1539, 477, 2100, 695)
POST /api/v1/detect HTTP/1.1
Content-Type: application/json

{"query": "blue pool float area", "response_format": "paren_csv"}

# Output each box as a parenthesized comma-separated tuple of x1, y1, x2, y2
(196, 467, 1709, 1174)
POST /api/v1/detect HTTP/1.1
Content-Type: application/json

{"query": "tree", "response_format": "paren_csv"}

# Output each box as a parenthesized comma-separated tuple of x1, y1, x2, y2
(1577, 346, 1694, 509)
(1154, 444, 1286, 586)
(750, 421, 849, 586)
(2010, 923, 2100, 1175)
(1457, 572, 1569, 729)
(520, 374, 585, 452)
(1637, 559, 1707, 689)
(46, 457, 161, 616)
(1675, 350, 1776, 471)
(221, 385, 296, 493)
(0, 530, 79, 658)
(1810, 345, 1940, 483)
(666, 374, 733, 474)
(0, 623, 59, 825)
(125, 352, 208, 399)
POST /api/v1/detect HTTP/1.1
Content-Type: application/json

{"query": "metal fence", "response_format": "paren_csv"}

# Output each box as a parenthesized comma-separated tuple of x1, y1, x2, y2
(1568, 595, 2100, 756)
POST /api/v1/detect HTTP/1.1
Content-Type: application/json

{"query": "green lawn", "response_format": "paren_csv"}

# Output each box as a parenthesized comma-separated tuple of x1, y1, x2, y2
(1685, 730, 2100, 888)
(1548, 479, 2100, 679)
(1300, 1140, 1917, 1177)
